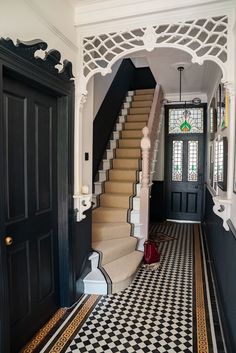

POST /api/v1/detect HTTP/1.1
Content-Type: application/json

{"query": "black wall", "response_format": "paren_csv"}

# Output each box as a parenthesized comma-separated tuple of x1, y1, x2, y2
(93, 59, 156, 179)
(93, 59, 135, 179)
(204, 188, 236, 353)
(74, 208, 92, 282)
(150, 181, 165, 223)
(131, 67, 156, 90)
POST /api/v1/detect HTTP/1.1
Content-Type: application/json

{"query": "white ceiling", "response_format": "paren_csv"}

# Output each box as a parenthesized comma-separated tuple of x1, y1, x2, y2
(127, 48, 221, 99)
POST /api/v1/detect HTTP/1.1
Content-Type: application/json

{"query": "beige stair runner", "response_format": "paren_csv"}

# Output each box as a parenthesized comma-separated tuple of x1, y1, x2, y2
(92, 88, 154, 294)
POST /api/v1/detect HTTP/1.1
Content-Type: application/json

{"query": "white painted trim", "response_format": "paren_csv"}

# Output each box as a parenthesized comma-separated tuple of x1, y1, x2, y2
(24, 0, 78, 52)
(75, 1, 235, 30)
(167, 219, 201, 223)
(212, 196, 232, 231)
(165, 92, 207, 103)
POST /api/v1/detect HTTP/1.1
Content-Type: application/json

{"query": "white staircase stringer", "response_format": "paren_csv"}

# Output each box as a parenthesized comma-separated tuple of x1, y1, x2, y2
(83, 252, 108, 295)
(92, 91, 133, 208)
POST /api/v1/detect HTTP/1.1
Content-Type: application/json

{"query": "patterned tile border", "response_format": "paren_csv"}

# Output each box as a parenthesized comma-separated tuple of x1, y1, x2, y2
(20, 308, 67, 353)
(194, 224, 209, 353)
(47, 295, 99, 353)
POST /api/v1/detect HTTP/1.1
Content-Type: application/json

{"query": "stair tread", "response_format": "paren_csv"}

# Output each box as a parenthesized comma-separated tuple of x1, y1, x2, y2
(93, 237, 137, 265)
(103, 250, 143, 283)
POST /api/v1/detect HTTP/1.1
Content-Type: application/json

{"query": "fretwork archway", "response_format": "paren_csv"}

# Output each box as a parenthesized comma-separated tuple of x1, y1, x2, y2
(79, 15, 229, 96)
(74, 11, 235, 228)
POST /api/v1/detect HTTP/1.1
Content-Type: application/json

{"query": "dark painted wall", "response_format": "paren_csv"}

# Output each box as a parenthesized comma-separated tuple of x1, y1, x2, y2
(204, 188, 236, 353)
(131, 67, 156, 90)
(93, 59, 136, 179)
(93, 59, 156, 179)
(150, 181, 165, 223)
(73, 208, 92, 283)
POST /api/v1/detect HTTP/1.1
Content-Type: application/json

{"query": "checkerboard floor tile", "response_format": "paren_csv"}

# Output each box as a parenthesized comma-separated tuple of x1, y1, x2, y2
(65, 223, 194, 353)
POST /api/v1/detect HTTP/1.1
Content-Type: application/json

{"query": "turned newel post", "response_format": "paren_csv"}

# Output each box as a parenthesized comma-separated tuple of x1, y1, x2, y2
(140, 126, 151, 244)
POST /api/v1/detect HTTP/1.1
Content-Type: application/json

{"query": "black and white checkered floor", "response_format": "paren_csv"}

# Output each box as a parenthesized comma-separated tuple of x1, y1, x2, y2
(66, 223, 193, 353)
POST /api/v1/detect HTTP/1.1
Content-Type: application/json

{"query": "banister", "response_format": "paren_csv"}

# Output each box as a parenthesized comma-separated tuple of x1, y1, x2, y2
(140, 84, 163, 245)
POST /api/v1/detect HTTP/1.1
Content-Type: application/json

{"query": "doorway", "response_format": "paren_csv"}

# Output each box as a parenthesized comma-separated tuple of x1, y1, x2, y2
(2, 76, 59, 352)
(0, 39, 75, 353)
(165, 104, 206, 222)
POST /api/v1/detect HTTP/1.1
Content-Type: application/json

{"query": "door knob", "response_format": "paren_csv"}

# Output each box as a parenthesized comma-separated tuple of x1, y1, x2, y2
(5, 236, 13, 246)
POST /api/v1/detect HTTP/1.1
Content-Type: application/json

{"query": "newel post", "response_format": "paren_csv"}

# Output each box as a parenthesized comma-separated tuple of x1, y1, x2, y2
(140, 127, 151, 246)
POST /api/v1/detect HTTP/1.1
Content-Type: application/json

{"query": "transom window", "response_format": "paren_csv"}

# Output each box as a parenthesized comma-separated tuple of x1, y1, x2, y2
(168, 108, 204, 134)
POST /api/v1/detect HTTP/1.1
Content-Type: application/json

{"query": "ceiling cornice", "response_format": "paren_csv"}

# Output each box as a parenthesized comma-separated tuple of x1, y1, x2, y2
(75, 0, 235, 29)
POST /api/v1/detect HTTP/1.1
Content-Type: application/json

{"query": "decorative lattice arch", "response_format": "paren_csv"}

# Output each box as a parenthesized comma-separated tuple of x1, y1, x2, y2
(82, 15, 228, 91)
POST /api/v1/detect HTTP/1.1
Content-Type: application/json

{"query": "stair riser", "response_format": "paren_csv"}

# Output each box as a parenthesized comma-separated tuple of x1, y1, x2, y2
(119, 140, 141, 148)
(121, 130, 143, 139)
(115, 149, 141, 158)
(135, 89, 155, 95)
(129, 107, 151, 114)
(100, 195, 130, 208)
(93, 210, 128, 223)
(124, 122, 146, 130)
(126, 115, 149, 122)
(131, 101, 152, 108)
(113, 159, 140, 169)
(93, 225, 131, 241)
(133, 94, 153, 101)
(105, 182, 134, 194)
(109, 170, 138, 181)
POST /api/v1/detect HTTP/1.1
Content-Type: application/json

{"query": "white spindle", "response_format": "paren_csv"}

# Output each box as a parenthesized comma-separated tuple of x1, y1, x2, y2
(140, 84, 163, 245)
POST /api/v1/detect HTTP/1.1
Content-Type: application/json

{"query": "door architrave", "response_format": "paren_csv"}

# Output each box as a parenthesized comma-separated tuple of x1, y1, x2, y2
(164, 103, 207, 221)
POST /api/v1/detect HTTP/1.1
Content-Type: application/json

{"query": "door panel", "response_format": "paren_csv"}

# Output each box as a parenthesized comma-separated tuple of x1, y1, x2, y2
(165, 105, 205, 221)
(4, 92, 28, 224)
(2, 76, 59, 353)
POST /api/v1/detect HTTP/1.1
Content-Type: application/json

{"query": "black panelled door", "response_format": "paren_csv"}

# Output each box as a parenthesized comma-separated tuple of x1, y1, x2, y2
(2, 76, 59, 352)
(165, 105, 205, 221)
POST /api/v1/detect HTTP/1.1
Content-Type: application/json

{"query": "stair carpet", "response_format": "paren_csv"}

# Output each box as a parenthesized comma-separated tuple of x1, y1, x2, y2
(89, 89, 154, 294)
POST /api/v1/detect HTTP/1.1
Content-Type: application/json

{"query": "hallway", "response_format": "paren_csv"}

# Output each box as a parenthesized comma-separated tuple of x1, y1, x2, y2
(22, 222, 224, 353)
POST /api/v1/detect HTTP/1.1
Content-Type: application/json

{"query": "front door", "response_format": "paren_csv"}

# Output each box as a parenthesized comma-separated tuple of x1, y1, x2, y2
(1, 76, 59, 352)
(165, 105, 205, 221)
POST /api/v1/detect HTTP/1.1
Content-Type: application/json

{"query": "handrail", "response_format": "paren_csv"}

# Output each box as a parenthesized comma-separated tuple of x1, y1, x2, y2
(140, 84, 163, 244)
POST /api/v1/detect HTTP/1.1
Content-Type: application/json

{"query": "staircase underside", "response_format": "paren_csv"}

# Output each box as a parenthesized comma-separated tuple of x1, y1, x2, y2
(84, 88, 155, 295)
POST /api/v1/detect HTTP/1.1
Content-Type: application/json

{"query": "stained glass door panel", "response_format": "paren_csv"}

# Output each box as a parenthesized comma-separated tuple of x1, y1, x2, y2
(165, 105, 205, 222)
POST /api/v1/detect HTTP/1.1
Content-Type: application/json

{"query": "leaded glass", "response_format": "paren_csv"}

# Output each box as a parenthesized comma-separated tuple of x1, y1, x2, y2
(168, 108, 204, 134)
(188, 141, 198, 181)
(218, 139, 224, 182)
(172, 141, 183, 181)
(214, 140, 218, 184)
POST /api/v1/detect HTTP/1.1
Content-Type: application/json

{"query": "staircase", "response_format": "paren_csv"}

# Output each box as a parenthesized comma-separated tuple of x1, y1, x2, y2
(83, 89, 155, 295)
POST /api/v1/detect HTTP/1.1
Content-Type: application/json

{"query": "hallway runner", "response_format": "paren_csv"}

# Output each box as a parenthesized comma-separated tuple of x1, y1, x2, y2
(22, 222, 222, 353)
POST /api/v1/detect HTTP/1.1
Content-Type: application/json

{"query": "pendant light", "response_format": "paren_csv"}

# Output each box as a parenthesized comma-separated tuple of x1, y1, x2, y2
(163, 65, 202, 106)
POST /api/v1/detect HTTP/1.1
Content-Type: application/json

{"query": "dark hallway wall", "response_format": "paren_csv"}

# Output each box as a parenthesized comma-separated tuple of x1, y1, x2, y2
(93, 59, 156, 179)
(204, 188, 236, 353)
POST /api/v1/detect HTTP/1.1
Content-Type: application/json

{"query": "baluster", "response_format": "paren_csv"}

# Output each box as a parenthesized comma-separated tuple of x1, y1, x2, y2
(140, 127, 151, 243)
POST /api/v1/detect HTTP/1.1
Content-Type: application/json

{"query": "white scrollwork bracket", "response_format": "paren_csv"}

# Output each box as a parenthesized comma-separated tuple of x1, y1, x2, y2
(212, 196, 231, 231)
(73, 194, 92, 222)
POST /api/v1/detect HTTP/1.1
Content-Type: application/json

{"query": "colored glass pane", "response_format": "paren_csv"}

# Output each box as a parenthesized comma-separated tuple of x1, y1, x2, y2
(168, 108, 204, 134)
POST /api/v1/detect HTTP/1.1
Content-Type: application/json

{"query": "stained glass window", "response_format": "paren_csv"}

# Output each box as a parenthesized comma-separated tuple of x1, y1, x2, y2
(188, 141, 198, 181)
(218, 139, 224, 182)
(214, 140, 218, 185)
(172, 141, 183, 181)
(168, 108, 204, 134)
